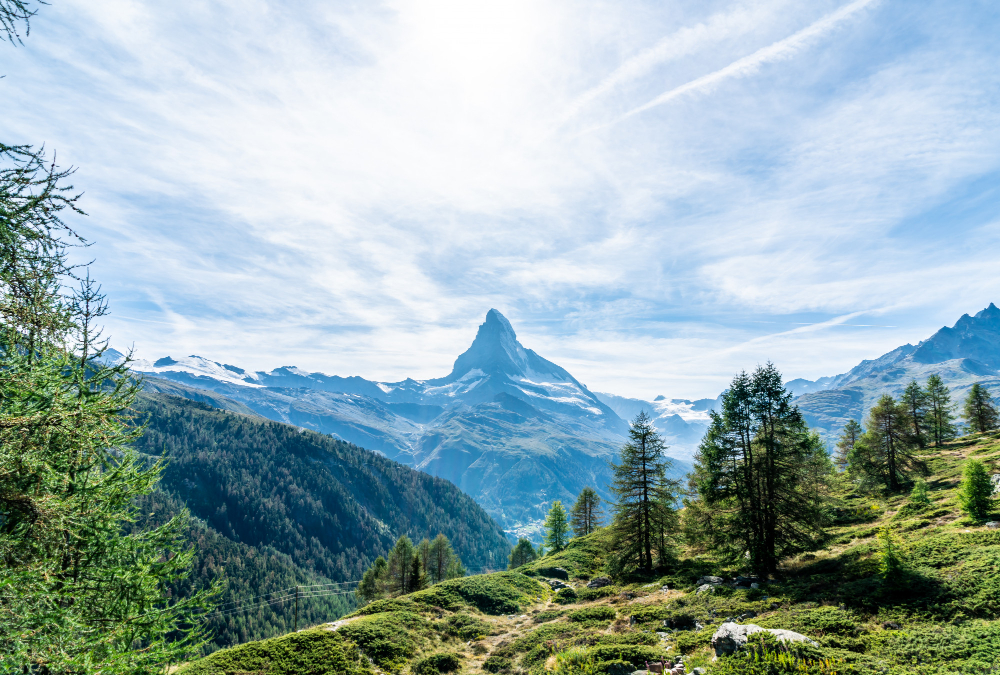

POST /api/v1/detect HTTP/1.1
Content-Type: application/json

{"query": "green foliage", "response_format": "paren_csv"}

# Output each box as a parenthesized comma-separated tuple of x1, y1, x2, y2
(336, 611, 424, 670)
(908, 479, 931, 507)
(410, 572, 547, 615)
(482, 654, 514, 673)
(609, 411, 678, 574)
(178, 629, 373, 675)
(849, 394, 926, 492)
(965, 382, 999, 434)
(834, 420, 863, 472)
(509, 537, 539, 569)
(959, 459, 994, 520)
(926, 374, 957, 447)
(690, 364, 832, 577)
(568, 606, 617, 623)
(571, 486, 604, 537)
(877, 525, 905, 582)
(443, 613, 493, 640)
(546, 500, 571, 552)
(901, 379, 931, 448)
(673, 627, 714, 654)
(411, 652, 462, 674)
(554, 587, 579, 604)
(358, 556, 388, 603)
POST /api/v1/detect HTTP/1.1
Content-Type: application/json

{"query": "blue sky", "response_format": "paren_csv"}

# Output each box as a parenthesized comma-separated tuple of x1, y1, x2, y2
(3, 0, 1000, 399)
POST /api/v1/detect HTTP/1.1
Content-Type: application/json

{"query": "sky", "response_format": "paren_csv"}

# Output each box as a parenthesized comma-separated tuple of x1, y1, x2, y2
(3, 0, 1000, 400)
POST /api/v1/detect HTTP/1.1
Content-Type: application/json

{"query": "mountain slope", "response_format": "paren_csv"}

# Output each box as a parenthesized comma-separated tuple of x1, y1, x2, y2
(129, 393, 512, 650)
(129, 311, 689, 537)
(791, 303, 1000, 443)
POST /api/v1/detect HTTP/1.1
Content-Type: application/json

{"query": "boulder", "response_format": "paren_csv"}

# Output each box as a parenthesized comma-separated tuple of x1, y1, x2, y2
(711, 622, 818, 657)
(696, 584, 715, 595)
(986, 521, 999, 530)
(547, 579, 569, 590)
(696, 575, 723, 586)
(588, 576, 612, 588)
(734, 576, 761, 588)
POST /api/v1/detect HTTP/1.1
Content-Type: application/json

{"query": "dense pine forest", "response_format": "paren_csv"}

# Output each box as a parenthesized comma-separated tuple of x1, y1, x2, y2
(129, 393, 513, 651)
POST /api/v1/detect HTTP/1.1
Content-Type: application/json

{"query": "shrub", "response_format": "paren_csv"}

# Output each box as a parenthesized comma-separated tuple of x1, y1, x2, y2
(568, 606, 616, 623)
(578, 586, 618, 601)
(710, 633, 850, 674)
(178, 629, 372, 675)
(959, 459, 994, 521)
(443, 613, 492, 640)
(674, 628, 712, 654)
(336, 612, 422, 671)
(411, 652, 461, 674)
(482, 655, 513, 673)
(585, 645, 667, 667)
(594, 659, 634, 675)
(533, 609, 565, 623)
(413, 572, 546, 615)
(909, 479, 931, 507)
(554, 588, 579, 604)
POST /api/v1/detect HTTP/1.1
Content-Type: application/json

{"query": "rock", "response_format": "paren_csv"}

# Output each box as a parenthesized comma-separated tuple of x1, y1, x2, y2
(750, 583, 760, 589)
(692, 669, 706, 675)
(548, 579, 569, 590)
(588, 576, 612, 588)
(696, 575, 723, 586)
(734, 575, 761, 587)
(553, 567, 570, 579)
(741, 610, 757, 620)
(711, 622, 818, 657)
(986, 521, 999, 529)
(695, 621, 705, 630)
(882, 621, 902, 630)
(696, 584, 715, 595)
(643, 582, 658, 588)
(660, 585, 670, 593)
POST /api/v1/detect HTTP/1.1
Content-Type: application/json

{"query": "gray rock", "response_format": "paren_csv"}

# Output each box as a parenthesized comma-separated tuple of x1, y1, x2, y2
(696, 583, 715, 595)
(691, 669, 706, 675)
(696, 575, 723, 586)
(986, 521, 999, 529)
(660, 585, 670, 593)
(734, 575, 761, 587)
(750, 583, 760, 589)
(548, 579, 570, 590)
(587, 576, 612, 588)
(711, 622, 818, 657)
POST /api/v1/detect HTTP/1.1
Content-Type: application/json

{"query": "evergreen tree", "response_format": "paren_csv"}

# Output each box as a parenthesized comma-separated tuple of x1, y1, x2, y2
(408, 554, 427, 592)
(849, 395, 925, 491)
(690, 364, 831, 578)
(834, 419, 863, 472)
(427, 533, 462, 584)
(543, 500, 570, 553)
(959, 459, 994, 521)
(926, 374, 957, 446)
(908, 479, 931, 507)
(570, 486, 603, 537)
(609, 411, 677, 574)
(386, 535, 416, 594)
(901, 380, 930, 447)
(356, 557, 388, 604)
(507, 538, 538, 569)
(964, 383, 999, 434)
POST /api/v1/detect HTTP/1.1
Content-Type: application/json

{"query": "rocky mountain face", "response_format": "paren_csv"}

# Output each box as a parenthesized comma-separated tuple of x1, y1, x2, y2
(790, 303, 1000, 444)
(131, 310, 690, 539)
(592, 392, 719, 461)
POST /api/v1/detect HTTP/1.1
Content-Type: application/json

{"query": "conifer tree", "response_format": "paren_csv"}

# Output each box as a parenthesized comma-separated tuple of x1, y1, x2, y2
(901, 380, 930, 447)
(908, 479, 931, 507)
(544, 500, 569, 553)
(356, 556, 388, 603)
(926, 374, 956, 446)
(690, 364, 831, 578)
(408, 554, 427, 592)
(834, 419, 863, 471)
(609, 411, 677, 574)
(849, 394, 925, 491)
(964, 383, 999, 434)
(386, 535, 416, 593)
(570, 486, 603, 537)
(428, 533, 463, 583)
(507, 538, 538, 569)
(959, 459, 994, 521)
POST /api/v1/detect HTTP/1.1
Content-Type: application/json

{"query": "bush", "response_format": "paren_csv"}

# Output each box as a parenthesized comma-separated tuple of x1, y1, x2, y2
(594, 659, 634, 675)
(554, 588, 579, 604)
(959, 459, 994, 521)
(577, 586, 618, 601)
(411, 652, 461, 674)
(586, 645, 667, 667)
(443, 613, 492, 640)
(336, 612, 423, 671)
(412, 572, 546, 615)
(710, 633, 851, 675)
(674, 628, 712, 654)
(178, 629, 372, 675)
(568, 606, 616, 623)
(482, 655, 514, 673)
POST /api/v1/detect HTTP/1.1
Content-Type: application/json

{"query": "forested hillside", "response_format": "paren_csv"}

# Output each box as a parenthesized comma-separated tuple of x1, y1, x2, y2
(130, 394, 512, 650)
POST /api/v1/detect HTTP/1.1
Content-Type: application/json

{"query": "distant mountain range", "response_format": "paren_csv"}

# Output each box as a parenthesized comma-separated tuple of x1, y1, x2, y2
(125, 309, 691, 539)
(790, 302, 1000, 444)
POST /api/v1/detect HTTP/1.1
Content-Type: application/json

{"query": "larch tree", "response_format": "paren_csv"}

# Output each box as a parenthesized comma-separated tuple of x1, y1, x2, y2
(356, 557, 388, 604)
(964, 383, 999, 434)
(850, 395, 926, 492)
(386, 535, 416, 594)
(543, 501, 570, 553)
(901, 380, 930, 447)
(926, 375, 957, 447)
(958, 459, 994, 521)
(834, 419, 863, 472)
(608, 411, 678, 574)
(507, 538, 538, 569)
(689, 364, 832, 578)
(570, 486, 603, 537)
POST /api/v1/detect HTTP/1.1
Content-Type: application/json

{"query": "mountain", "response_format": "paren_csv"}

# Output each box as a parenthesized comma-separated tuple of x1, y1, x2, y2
(128, 310, 689, 538)
(790, 302, 1000, 443)
(130, 392, 512, 650)
(592, 392, 720, 460)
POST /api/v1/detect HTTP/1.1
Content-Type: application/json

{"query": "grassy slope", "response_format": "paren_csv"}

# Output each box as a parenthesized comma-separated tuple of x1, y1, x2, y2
(181, 431, 1000, 675)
